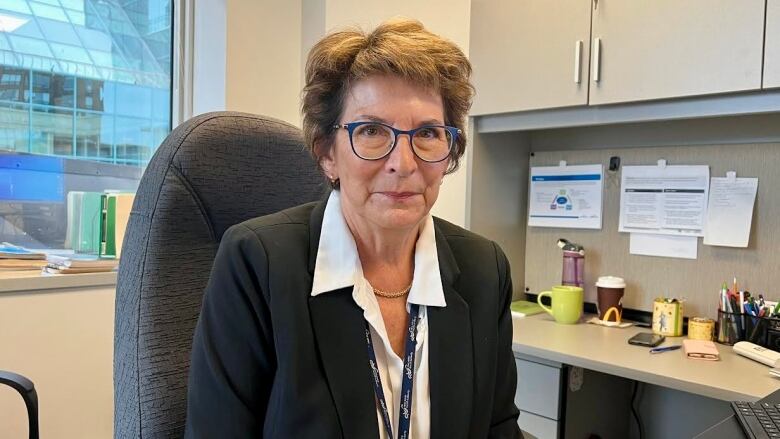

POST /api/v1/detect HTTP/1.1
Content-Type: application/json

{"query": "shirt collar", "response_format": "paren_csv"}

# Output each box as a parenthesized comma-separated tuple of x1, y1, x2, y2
(310, 190, 446, 308)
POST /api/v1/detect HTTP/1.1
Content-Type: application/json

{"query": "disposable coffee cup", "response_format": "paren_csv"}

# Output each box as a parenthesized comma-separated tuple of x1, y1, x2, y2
(596, 276, 626, 322)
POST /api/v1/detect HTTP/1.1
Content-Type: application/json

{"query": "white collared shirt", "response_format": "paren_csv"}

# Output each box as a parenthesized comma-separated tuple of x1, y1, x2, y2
(311, 190, 447, 439)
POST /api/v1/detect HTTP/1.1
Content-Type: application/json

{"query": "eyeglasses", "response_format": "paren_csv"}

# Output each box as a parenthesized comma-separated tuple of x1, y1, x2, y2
(332, 121, 461, 162)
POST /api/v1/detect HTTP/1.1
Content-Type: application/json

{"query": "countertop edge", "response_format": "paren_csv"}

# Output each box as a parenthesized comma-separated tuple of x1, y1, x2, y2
(512, 342, 766, 402)
(0, 271, 118, 293)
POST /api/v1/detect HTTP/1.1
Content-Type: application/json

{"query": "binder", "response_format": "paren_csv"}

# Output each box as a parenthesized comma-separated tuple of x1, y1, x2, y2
(65, 191, 82, 250)
(74, 192, 103, 254)
(99, 193, 135, 258)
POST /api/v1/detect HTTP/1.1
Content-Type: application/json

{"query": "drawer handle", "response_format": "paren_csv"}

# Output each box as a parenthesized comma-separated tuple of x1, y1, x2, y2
(574, 40, 582, 84)
(593, 37, 601, 82)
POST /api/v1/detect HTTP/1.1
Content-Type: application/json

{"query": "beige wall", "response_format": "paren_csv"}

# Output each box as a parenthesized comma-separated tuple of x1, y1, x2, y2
(225, 0, 303, 125)
(0, 286, 115, 438)
(321, 0, 471, 54)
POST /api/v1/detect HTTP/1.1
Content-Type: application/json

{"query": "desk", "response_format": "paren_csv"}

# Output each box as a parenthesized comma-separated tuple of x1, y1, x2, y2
(512, 313, 780, 438)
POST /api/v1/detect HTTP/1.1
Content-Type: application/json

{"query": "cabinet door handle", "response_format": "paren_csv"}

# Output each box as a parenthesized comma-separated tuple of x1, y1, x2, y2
(574, 40, 582, 84)
(592, 37, 601, 82)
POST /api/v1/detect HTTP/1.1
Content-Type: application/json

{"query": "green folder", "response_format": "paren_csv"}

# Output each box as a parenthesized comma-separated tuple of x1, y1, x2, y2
(76, 192, 102, 255)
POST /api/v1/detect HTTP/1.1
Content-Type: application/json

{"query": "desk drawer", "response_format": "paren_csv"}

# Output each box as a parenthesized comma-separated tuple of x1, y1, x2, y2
(518, 410, 559, 439)
(515, 358, 562, 420)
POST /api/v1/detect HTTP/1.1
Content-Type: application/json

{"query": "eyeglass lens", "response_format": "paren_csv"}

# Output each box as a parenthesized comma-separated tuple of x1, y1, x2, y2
(351, 123, 452, 161)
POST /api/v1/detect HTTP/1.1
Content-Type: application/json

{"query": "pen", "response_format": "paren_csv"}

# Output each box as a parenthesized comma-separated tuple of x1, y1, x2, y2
(739, 291, 745, 315)
(650, 345, 682, 354)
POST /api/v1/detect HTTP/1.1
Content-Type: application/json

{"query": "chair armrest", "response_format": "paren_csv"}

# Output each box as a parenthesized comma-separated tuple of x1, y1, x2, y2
(0, 370, 39, 439)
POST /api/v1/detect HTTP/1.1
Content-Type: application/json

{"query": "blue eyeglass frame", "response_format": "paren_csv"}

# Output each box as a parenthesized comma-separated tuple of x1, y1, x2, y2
(332, 121, 462, 162)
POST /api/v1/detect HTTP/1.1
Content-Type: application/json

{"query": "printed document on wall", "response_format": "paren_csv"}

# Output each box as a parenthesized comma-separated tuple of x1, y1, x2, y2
(528, 164, 603, 229)
(619, 165, 709, 237)
(703, 175, 758, 247)
(630, 233, 698, 260)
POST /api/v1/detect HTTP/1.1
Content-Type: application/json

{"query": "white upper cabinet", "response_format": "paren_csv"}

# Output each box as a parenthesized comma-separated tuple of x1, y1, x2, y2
(469, 0, 592, 115)
(765, 0, 780, 89)
(588, 0, 766, 105)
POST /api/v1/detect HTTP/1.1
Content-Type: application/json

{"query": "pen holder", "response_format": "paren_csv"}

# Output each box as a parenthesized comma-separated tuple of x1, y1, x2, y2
(716, 310, 743, 345)
(716, 311, 780, 348)
(743, 314, 768, 346)
(746, 315, 780, 350)
(652, 299, 684, 337)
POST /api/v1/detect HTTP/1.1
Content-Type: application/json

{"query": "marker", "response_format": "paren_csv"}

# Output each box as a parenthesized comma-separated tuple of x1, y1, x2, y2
(650, 345, 682, 354)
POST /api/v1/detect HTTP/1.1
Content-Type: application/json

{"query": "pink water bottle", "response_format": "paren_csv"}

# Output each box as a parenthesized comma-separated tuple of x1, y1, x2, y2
(558, 239, 585, 288)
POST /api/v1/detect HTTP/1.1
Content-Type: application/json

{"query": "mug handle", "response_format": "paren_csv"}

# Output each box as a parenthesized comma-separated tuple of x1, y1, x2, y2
(537, 291, 554, 316)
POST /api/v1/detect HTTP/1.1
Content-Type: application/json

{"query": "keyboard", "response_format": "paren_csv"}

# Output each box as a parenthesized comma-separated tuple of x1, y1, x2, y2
(733, 401, 780, 438)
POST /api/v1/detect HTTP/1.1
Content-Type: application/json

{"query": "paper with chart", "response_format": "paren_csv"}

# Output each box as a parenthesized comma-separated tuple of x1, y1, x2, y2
(528, 164, 603, 229)
(619, 165, 709, 236)
(703, 175, 758, 247)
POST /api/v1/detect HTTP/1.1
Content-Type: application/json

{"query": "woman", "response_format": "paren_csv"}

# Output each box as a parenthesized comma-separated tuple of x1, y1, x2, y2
(185, 18, 520, 439)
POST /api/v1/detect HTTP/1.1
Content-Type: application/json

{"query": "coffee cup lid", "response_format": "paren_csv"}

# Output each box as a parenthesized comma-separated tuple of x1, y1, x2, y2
(596, 276, 625, 288)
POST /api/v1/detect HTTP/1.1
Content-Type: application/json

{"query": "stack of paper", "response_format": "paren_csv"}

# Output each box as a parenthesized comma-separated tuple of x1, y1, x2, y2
(45, 254, 118, 274)
(0, 242, 48, 271)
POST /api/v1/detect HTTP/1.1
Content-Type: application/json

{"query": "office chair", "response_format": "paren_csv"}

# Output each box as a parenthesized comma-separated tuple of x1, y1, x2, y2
(0, 370, 38, 439)
(114, 112, 326, 437)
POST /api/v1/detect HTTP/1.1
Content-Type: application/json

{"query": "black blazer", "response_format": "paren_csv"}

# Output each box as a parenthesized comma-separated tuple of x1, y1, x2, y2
(185, 199, 521, 438)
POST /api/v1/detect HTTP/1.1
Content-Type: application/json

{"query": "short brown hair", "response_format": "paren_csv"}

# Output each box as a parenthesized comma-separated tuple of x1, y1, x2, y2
(301, 18, 473, 175)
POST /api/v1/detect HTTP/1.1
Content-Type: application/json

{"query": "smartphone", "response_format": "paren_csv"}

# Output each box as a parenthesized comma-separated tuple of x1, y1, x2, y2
(628, 332, 665, 347)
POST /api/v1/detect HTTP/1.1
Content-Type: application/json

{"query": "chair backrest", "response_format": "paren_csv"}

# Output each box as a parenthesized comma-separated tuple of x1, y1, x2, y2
(114, 112, 326, 438)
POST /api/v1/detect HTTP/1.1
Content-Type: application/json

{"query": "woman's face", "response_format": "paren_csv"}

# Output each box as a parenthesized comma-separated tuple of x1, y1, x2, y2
(321, 75, 450, 233)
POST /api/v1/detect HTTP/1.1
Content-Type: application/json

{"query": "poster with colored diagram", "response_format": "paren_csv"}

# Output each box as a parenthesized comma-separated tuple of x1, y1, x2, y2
(528, 164, 604, 229)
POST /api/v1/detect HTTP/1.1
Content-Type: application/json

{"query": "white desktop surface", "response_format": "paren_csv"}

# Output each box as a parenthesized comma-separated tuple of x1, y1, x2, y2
(512, 313, 780, 401)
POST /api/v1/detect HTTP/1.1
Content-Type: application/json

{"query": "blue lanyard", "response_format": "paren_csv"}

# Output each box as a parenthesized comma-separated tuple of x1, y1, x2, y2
(365, 303, 420, 439)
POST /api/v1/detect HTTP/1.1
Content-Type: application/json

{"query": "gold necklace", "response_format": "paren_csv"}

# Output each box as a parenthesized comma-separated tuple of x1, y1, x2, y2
(372, 282, 413, 298)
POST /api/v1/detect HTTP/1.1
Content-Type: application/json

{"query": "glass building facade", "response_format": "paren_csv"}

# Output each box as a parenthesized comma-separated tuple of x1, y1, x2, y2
(0, 0, 172, 249)
(0, 0, 172, 166)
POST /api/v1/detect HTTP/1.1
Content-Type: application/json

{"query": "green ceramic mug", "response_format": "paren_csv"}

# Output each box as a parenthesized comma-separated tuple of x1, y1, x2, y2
(537, 285, 584, 324)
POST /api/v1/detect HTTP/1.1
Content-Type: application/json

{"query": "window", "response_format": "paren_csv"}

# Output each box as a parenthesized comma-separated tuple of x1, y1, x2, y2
(0, 0, 172, 249)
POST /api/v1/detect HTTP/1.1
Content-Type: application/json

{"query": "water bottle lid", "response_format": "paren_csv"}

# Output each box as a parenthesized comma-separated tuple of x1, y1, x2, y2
(596, 276, 626, 289)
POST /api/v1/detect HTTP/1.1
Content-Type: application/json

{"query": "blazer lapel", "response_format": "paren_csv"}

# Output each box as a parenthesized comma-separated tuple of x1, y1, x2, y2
(307, 200, 379, 439)
(428, 222, 474, 439)
(309, 288, 380, 439)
